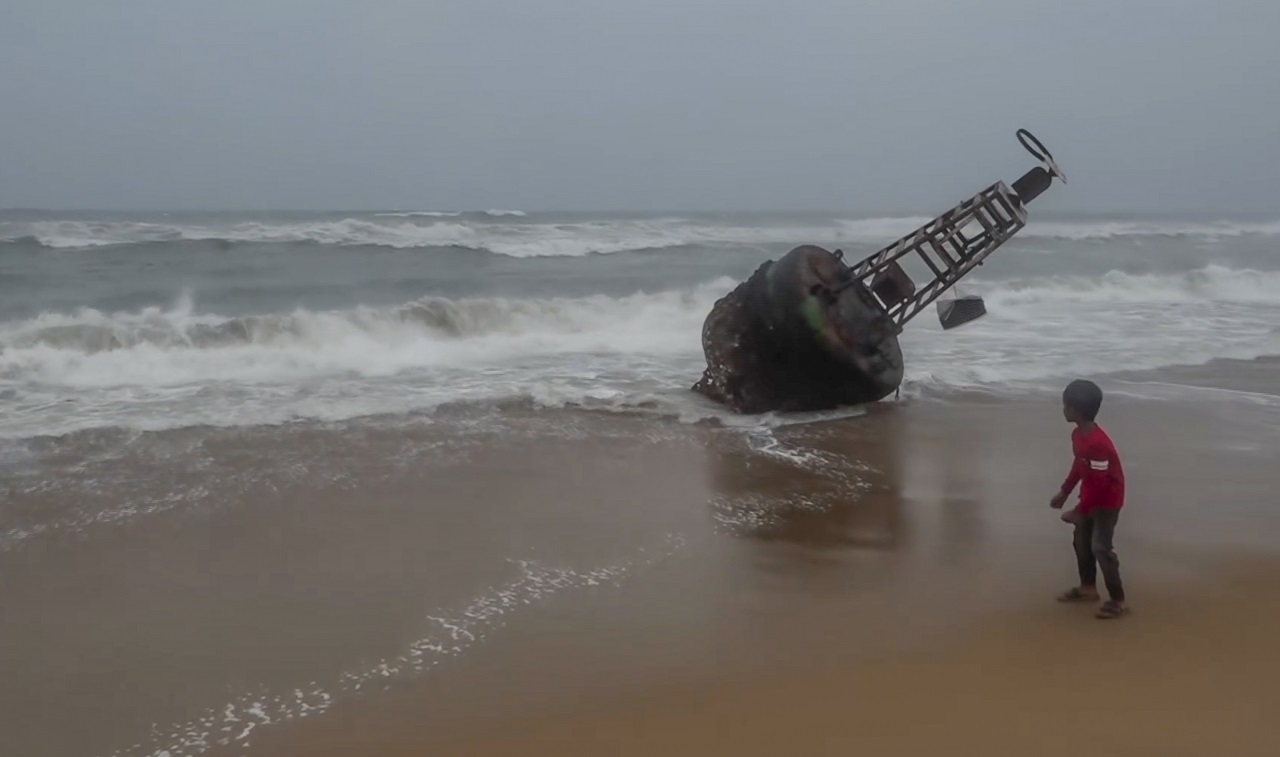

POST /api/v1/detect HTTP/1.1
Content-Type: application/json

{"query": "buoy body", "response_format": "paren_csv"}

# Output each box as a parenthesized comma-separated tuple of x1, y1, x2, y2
(692, 245, 904, 413)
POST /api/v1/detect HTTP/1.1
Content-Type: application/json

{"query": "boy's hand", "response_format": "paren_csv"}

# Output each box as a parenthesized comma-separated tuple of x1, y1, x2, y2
(1049, 491, 1067, 509)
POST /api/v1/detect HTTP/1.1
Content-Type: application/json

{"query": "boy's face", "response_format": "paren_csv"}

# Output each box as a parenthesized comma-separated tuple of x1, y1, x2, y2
(1062, 402, 1079, 423)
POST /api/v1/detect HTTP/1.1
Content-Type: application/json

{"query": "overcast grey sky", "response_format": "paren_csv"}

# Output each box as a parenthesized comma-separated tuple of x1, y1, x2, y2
(2, 0, 1277, 213)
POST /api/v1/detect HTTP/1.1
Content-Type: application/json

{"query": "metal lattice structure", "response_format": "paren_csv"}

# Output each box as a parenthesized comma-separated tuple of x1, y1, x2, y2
(842, 129, 1065, 329)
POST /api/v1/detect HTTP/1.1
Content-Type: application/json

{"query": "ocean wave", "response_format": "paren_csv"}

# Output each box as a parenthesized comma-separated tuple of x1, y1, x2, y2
(373, 211, 462, 218)
(3, 261, 1280, 437)
(5, 215, 1277, 255)
(0, 216, 886, 256)
(844, 217, 1280, 242)
(371, 209, 527, 218)
(0, 218, 762, 255)
(896, 264, 1280, 394)
(3, 265, 1278, 385)
(1014, 219, 1280, 241)
(0, 280, 736, 389)
(974, 264, 1280, 306)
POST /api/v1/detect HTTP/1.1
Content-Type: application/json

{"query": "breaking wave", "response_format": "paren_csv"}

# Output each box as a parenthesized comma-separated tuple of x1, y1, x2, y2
(372, 209, 527, 218)
(899, 264, 1280, 393)
(4, 215, 1278, 255)
(0, 280, 736, 389)
(2, 262, 1279, 437)
(3, 264, 1277, 390)
(1015, 218, 1280, 241)
(974, 264, 1280, 306)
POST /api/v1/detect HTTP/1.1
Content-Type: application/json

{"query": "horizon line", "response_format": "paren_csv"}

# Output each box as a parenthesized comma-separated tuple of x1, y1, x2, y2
(3, 206, 1275, 218)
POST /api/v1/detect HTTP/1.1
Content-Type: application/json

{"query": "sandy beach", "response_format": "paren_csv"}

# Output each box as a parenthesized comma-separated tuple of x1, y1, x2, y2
(433, 559, 1280, 757)
(248, 379, 1280, 757)
(7, 369, 1276, 757)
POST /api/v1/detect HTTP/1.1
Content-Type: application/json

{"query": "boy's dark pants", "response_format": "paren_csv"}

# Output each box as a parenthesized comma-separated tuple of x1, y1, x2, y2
(1074, 508, 1124, 602)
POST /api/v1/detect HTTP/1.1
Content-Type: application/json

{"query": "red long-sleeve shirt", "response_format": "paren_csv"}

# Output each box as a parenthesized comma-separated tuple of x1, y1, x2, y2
(1060, 424, 1125, 513)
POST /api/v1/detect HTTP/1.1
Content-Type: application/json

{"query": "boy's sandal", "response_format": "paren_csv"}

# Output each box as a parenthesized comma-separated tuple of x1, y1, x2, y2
(1095, 601, 1130, 619)
(1057, 587, 1096, 603)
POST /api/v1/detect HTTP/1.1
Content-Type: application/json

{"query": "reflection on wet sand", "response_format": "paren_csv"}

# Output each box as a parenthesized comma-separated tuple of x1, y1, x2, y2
(705, 419, 906, 553)
(698, 402, 1008, 631)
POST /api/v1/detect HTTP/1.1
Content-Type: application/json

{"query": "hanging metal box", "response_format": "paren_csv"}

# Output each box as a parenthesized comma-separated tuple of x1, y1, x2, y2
(936, 294, 987, 330)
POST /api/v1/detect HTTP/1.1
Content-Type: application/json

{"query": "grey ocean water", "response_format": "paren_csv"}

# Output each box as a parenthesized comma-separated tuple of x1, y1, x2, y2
(3, 209, 1278, 439)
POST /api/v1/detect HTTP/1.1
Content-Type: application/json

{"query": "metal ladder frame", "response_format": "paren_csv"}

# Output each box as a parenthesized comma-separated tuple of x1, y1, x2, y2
(843, 180, 1029, 328)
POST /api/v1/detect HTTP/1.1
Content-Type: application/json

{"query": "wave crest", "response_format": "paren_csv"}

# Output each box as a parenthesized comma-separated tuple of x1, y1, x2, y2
(0, 280, 737, 392)
(6, 215, 1278, 255)
(977, 264, 1280, 306)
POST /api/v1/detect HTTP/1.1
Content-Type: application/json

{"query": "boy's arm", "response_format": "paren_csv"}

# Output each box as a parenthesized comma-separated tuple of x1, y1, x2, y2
(1051, 456, 1083, 508)
(1060, 456, 1083, 495)
(1106, 439, 1125, 493)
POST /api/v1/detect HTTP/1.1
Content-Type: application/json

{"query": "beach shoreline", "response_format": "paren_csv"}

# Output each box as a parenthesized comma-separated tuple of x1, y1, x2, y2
(3, 372, 1278, 756)
(154, 381, 1278, 757)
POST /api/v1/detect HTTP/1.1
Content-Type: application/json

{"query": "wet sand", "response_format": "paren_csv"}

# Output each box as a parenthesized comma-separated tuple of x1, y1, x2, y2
(246, 383, 1280, 757)
(433, 558, 1280, 757)
(3, 374, 1279, 757)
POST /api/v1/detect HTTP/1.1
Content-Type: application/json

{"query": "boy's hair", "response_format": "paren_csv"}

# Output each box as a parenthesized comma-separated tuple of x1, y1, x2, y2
(1063, 379, 1103, 421)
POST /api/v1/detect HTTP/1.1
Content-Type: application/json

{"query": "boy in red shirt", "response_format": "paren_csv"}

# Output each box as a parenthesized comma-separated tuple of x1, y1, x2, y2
(1050, 379, 1128, 619)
